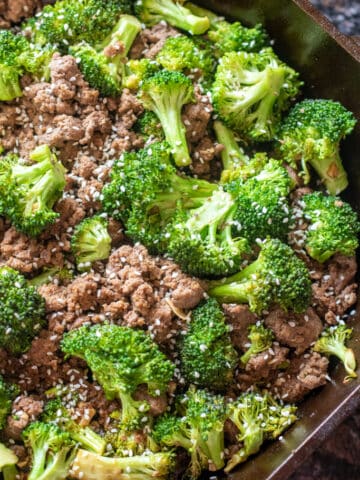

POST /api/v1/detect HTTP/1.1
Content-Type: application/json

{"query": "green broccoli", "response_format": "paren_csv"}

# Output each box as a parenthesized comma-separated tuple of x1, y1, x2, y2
(277, 99, 356, 194)
(0, 144, 66, 236)
(0, 443, 18, 480)
(0, 267, 46, 355)
(156, 35, 216, 89)
(184, 2, 223, 25)
(180, 299, 238, 390)
(140, 70, 195, 167)
(22, 422, 76, 480)
(314, 324, 357, 383)
(134, 111, 165, 142)
(70, 449, 174, 480)
(134, 0, 210, 35)
(212, 48, 302, 142)
(123, 58, 160, 90)
(225, 392, 297, 472)
(0, 375, 19, 430)
(42, 399, 106, 455)
(102, 142, 217, 253)
(240, 324, 274, 365)
(70, 15, 142, 97)
(299, 192, 360, 263)
(153, 388, 227, 477)
(214, 120, 250, 176)
(209, 238, 311, 314)
(24, 0, 133, 51)
(168, 189, 250, 277)
(61, 324, 175, 430)
(28, 267, 73, 287)
(220, 151, 269, 185)
(208, 20, 269, 57)
(71, 215, 111, 270)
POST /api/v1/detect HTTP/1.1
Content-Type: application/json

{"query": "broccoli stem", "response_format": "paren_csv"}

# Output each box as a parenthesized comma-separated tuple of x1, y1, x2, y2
(71, 427, 105, 456)
(199, 430, 225, 471)
(321, 339, 357, 382)
(103, 15, 142, 57)
(214, 120, 249, 172)
(3, 464, 18, 480)
(308, 147, 348, 195)
(118, 391, 149, 430)
(0, 66, 22, 101)
(0, 443, 18, 480)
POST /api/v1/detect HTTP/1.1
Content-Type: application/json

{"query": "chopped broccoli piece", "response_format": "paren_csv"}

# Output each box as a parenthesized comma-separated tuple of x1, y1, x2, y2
(0, 375, 19, 430)
(184, 2, 223, 24)
(28, 267, 73, 287)
(225, 392, 297, 472)
(208, 20, 269, 57)
(299, 192, 360, 263)
(209, 238, 311, 314)
(61, 324, 175, 430)
(71, 215, 111, 270)
(22, 421, 76, 480)
(220, 151, 269, 185)
(135, 0, 210, 35)
(134, 111, 165, 142)
(277, 99, 356, 194)
(180, 299, 238, 390)
(140, 70, 195, 166)
(0, 145, 66, 236)
(168, 189, 250, 277)
(240, 324, 274, 365)
(212, 48, 302, 141)
(43, 399, 106, 455)
(153, 388, 227, 477)
(0, 267, 45, 355)
(314, 324, 357, 383)
(0, 442, 18, 480)
(70, 449, 174, 480)
(123, 58, 160, 90)
(70, 15, 142, 96)
(214, 120, 249, 175)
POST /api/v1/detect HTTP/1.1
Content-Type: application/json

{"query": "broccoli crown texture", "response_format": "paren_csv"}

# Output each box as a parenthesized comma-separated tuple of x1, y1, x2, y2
(314, 324, 357, 383)
(209, 238, 311, 314)
(61, 324, 175, 429)
(0, 375, 19, 430)
(208, 20, 269, 56)
(0, 266, 46, 355)
(168, 189, 250, 278)
(180, 299, 238, 389)
(212, 48, 302, 142)
(0, 442, 18, 479)
(123, 58, 160, 90)
(71, 215, 111, 270)
(277, 99, 356, 194)
(22, 421, 76, 480)
(240, 323, 274, 365)
(43, 399, 106, 455)
(0, 145, 66, 236)
(140, 69, 195, 166)
(135, 0, 210, 35)
(300, 192, 360, 263)
(70, 449, 175, 480)
(134, 110, 164, 141)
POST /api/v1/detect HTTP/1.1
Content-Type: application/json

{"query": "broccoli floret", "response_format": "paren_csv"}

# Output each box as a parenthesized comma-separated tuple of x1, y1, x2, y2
(123, 58, 160, 90)
(71, 215, 111, 270)
(240, 324, 274, 365)
(134, 111, 165, 142)
(0, 375, 19, 430)
(168, 189, 250, 277)
(156, 35, 216, 89)
(299, 192, 360, 263)
(212, 48, 302, 142)
(28, 267, 73, 287)
(102, 142, 217, 253)
(24, 0, 133, 51)
(0, 443, 18, 480)
(226, 159, 294, 244)
(22, 422, 76, 480)
(0, 267, 45, 355)
(61, 324, 175, 430)
(180, 299, 238, 390)
(0, 145, 66, 236)
(225, 392, 297, 472)
(70, 449, 174, 480)
(208, 20, 269, 57)
(314, 324, 357, 383)
(153, 388, 227, 477)
(220, 152, 269, 185)
(42, 399, 106, 455)
(209, 238, 311, 314)
(135, 0, 210, 35)
(140, 70, 195, 166)
(214, 120, 249, 175)
(277, 99, 356, 194)
(70, 15, 142, 97)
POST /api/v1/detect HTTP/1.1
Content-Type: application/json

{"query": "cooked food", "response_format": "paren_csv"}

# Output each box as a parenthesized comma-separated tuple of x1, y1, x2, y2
(0, 1, 358, 479)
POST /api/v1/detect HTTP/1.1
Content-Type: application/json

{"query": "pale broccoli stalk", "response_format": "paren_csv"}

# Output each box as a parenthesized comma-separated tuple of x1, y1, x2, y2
(314, 324, 357, 383)
(241, 324, 274, 365)
(214, 120, 249, 175)
(0, 443, 18, 480)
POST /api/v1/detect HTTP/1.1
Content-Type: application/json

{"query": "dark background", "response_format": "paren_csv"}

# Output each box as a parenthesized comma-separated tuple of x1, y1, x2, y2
(291, 1, 360, 479)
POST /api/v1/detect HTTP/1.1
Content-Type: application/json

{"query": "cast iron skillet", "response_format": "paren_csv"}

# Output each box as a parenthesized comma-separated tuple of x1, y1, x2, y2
(194, 1, 360, 479)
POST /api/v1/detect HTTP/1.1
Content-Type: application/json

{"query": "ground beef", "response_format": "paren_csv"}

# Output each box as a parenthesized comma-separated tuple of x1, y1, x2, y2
(4, 395, 43, 440)
(130, 23, 180, 60)
(222, 304, 258, 351)
(0, 0, 41, 26)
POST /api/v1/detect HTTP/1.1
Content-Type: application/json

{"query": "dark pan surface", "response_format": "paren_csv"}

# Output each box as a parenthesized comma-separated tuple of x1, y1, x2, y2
(195, 1, 360, 479)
